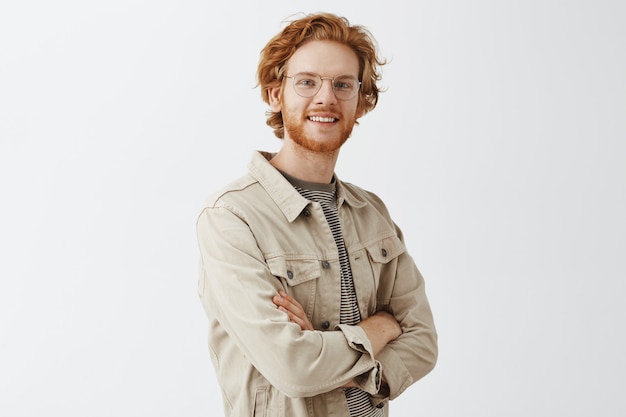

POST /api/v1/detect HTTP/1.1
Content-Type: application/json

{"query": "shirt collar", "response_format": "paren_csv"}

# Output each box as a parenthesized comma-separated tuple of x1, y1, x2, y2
(247, 151, 367, 222)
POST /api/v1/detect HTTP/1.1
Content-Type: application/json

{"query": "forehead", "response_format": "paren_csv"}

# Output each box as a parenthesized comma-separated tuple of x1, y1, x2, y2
(286, 40, 359, 77)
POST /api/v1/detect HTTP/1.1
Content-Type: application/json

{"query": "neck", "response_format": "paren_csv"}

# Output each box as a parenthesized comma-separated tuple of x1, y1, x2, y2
(270, 139, 339, 184)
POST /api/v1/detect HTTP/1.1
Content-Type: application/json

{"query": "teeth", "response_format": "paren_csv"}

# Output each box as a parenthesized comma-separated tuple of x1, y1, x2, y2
(309, 116, 336, 123)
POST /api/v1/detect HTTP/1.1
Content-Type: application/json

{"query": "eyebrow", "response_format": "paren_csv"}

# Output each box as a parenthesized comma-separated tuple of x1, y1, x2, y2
(295, 71, 358, 79)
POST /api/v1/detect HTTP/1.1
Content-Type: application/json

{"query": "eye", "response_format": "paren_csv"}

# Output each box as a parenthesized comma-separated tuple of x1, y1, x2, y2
(296, 77, 319, 88)
(334, 77, 355, 90)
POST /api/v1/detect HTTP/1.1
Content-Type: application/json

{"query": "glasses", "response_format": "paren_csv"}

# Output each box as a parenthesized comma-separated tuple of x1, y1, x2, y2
(284, 72, 361, 101)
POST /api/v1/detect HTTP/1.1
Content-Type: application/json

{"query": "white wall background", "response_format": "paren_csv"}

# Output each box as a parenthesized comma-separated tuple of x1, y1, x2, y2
(1, 1, 624, 416)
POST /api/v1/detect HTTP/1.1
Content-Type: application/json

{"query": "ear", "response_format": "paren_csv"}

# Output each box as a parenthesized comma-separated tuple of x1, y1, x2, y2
(268, 86, 282, 112)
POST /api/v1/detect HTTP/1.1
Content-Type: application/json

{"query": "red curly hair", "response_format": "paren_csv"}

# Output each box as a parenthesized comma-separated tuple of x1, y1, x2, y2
(257, 13, 387, 139)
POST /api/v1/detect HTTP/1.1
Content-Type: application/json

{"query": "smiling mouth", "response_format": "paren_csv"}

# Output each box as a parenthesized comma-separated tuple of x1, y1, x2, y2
(308, 116, 338, 123)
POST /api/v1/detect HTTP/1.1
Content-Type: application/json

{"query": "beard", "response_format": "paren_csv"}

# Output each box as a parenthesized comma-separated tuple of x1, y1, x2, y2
(283, 110, 356, 153)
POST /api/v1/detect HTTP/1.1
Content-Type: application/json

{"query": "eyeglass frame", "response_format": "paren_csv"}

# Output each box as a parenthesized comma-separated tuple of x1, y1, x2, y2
(283, 72, 362, 101)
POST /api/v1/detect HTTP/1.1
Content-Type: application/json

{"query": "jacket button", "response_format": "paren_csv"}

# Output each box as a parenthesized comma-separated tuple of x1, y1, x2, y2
(381, 248, 387, 257)
(287, 270, 293, 279)
(321, 321, 330, 329)
(302, 209, 311, 217)
(376, 402, 384, 409)
(321, 260, 330, 269)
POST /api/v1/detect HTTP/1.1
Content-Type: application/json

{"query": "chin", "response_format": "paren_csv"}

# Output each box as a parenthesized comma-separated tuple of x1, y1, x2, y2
(298, 135, 349, 153)
(288, 126, 353, 153)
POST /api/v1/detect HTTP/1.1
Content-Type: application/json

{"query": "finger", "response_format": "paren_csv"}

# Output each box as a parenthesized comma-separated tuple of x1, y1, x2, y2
(274, 293, 305, 316)
(279, 306, 308, 330)
(274, 293, 313, 330)
(279, 304, 314, 330)
(278, 290, 294, 304)
(273, 294, 295, 310)
(278, 304, 306, 320)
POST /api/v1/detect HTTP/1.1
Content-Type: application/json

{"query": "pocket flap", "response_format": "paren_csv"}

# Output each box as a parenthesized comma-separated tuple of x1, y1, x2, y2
(365, 235, 406, 264)
(266, 256, 321, 286)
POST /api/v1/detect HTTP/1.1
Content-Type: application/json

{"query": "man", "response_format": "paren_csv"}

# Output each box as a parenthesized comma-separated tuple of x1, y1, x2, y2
(197, 13, 437, 417)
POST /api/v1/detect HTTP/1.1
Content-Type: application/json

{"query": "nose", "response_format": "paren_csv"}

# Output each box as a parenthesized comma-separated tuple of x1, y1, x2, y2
(314, 78, 338, 104)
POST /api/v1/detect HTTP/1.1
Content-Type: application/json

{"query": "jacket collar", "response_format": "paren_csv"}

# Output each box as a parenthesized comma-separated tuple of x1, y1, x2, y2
(336, 179, 367, 210)
(248, 151, 366, 223)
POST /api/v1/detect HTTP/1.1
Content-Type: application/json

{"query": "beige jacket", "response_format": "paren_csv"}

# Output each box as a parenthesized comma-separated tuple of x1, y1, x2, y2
(197, 151, 437, 417)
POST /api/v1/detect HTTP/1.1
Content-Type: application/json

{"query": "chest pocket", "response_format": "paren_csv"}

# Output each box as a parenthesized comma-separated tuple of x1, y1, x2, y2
(364, 235, 406, 305)
(266, 256, 320, 319)
(365, 235, 406, 264)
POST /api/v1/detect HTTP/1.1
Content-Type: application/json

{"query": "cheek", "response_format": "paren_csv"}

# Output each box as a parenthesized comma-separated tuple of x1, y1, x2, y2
(355, 105, 365, 119)
(283, 100, 306, 118)
(342, 98, 360, 114)
(343, 103, 361, 122)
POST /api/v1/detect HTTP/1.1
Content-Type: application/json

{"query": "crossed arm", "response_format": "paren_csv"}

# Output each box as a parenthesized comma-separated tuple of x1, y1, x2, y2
(273, 291, 402, 389)
(272, 291, 402, 356)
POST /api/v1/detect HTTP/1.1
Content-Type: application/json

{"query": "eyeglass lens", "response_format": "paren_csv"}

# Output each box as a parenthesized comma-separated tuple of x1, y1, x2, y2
(290, 73, 360, 100)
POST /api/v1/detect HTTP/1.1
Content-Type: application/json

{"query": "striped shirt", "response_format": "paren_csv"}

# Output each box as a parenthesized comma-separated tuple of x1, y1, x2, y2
(285, 173, 382, 417)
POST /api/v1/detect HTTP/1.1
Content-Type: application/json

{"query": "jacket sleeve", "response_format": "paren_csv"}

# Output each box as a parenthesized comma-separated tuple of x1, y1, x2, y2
(374, 224, 438, 403)
(196, 205, 382, 398)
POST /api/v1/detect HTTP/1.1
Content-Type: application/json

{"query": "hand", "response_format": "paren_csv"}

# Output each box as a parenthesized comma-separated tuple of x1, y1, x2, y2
(272, 291, 314, 331)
